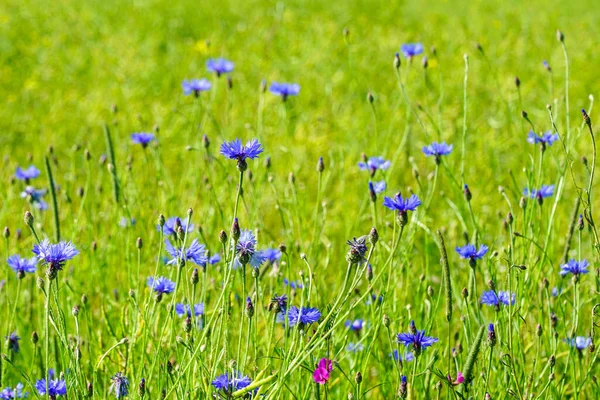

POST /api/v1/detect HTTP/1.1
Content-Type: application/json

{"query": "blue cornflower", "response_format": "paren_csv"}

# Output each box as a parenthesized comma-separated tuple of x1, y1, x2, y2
(182, 79, 211, 96)
(347, 343, 364, 353)
(212, 372, 252, 395)
(400, 43, 424, 58)
(6, 332, 20, 353)
(564, 337, 592, 350)
(269, 82, 300, 100)
(345, 319, 365, 332)
(208, 253, 221, 265)
(158, 217, 194, 236)
(480, 290, 515, 307)
(147, 276, 175, 295)
(269, 294, 288, 313)
(560, 259, 589, 277)
(358, 156, 391, 175)
(206, 58, 234, 76)
(527, 131, 558, 147)
(455, 244, 488, 266)
(390, 350, 414, 363)
(346, 237, 368, 264)
(523, 185, 554, 200)
(20, 186, 48, 210)
(220, 139, 263, 162)
(165, 239, 208, 267)
(7, 255, 38, 278)
(235, 230, 265, 268)
(35, 371, 67, 398)
(369, 180, 386, 195)
(0, 383, 26, 399)
(283, 278, 303, 289)
(109, 373, 129, 399)
(422, 142, 453, 161)
(397, 330, 438, 354)
(287, 306, 321, 327)
(260, 248, 282, 264)
(131, 132, 155, 148)
(15, 165, 40, 181)
(383, 193, 422, 225)
(32, 239, 79, 279)
(175, 303, 204, 318)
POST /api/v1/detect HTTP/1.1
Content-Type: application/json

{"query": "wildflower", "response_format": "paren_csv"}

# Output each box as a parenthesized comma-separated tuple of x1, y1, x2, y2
(400, 43, 424, 58)
(422, 142, 453, 162)
(346, 237, 368, 264)
(564, 337, 592, 350)
(165, 239, 208, 267)
(109, 373, 130, 398)
(260, 248, 282, 264)
(345, 319, 365, 332)
(527, 131, 558, 147)
(383, 192, 421, 226)
(560, 259, 589, 277)
(35, 370, 67, 398)
(283, 278, 303, 289)
(390, 350, 414, 363)
(287, 306, 321, 327)
(447, 372, 465, 386)
(32, 239, 79, 280)
(369, 180, 386, 195)
(523, 185, 554, 205)
(0, 383, 26, 399)
(211, 372, 252, 396)
(175, 303, 204, 318)
(15, 165, 40, 182)
(235, 229, 265, 268)
(269, 294, 288, 313)
(245, 297, 254, 318)
(455, 243, 488, 267)
(20, 186, 48, 210)
(313, 358, 333, 385)
(488, 324, 497, 346)
(147, 276, 175, 301)
(551, 287, 562, 297)
(208, 253, 221, 265)
(269, 82, 300, 100)
(131, 132, 155, 148)
(397, 329, 438, 355)
(480, 290, 515, 307)
(7, 255, 37, 278)
(182, 79, 211, 96)
(220, 139, 263, 164)
(158, 217, 194, 236)
(347, 343, 364, 353)
(6, 333, 20, 353)
(399, 376, 408, 398)
(206, 58, 234, 76)
(358, 156, 390, 176)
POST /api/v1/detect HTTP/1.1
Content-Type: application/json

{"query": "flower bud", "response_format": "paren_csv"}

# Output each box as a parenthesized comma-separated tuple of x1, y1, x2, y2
(231, 218, 240, 241)
(24, 211, 34, 228)
(317, 157, 325, 173)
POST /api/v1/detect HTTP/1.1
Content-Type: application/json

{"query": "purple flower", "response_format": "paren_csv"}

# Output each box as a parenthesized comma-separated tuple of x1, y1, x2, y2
(390, 350, 414, 363)
(182, 79, 211, 96)
(211, 372, 252, 394)
(369, 180, 386, 195)
(165, 239, 208, 267)
(269, 82, 300, 100)
(564, 336, 592, 350)
(527, 131, 558, 146)
(32, 239, 79, 277)
(400, 43, 424, 58)
(235, 230, 265, 268)
(455, 244, 488, 261)
(0, 383, 26, 399)
(397, 330, 438, 353)
(422, 142, 453, 159)
(208, 253, 221, 265)
(206, 58, 234, 76)
(345, 319, 365, 332)
(270, 294, 288, 313)
(131, 132, 155, 148)
(35, 370, 67, 397)
(147, 276, 175, 295)
(358, 156, 390, 175)
(560, 259, 589, 277)
(260, 248, 282, 264)
(346, 237, 368, 264)
(7, 255, 38, 277)
(175, 303, 204, 317)
(480, 290, 515, 307)
(287, 306, 321, 327)
(158, 217, 194, 236)
(6, 332, 20, 353)
(20, 186, 48, 210)
(383, 193, 421, 214)
(220, 139, 263, 161)
(15, 165, 40, 181)
(109, 372, 129, 398)
(523, 185, 554, 199)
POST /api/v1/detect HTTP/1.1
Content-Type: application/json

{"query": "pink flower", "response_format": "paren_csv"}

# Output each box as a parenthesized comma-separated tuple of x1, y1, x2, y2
(447, 371, 465, 386)
(313, 358, 333, 384)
